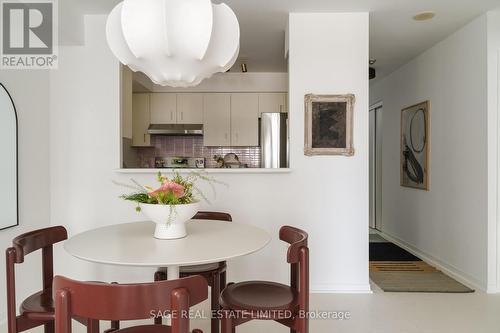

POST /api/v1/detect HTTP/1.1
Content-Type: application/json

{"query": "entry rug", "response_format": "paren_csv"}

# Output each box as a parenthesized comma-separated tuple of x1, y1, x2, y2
(370, 261, 474, 293)
(369, 242, 422, 261)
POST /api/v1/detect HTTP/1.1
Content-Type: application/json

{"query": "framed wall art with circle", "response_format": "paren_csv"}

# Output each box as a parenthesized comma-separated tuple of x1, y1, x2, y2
(400, 100, 430, 190)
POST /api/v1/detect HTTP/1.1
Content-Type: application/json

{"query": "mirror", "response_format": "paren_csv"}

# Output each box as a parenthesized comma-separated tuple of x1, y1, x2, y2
(0, 84, 18, 229)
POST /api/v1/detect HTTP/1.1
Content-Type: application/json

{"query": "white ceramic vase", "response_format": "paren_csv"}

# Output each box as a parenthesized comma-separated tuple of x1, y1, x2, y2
(139, 201, 200, 239)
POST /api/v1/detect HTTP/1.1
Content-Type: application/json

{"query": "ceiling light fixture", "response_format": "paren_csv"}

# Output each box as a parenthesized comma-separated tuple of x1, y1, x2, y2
(413, 11, 436, 21)
(106, 0, 240, 87)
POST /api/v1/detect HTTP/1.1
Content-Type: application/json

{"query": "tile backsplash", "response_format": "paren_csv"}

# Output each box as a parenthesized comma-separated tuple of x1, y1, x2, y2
(126, 135, 261, 168)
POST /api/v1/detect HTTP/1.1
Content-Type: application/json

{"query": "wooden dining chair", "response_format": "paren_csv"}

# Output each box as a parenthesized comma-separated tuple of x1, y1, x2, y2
(219, 226, 309, 333)
(5, 226, 102, 333)
(154, 211, 232, 333)
(53, 275, 208, 333)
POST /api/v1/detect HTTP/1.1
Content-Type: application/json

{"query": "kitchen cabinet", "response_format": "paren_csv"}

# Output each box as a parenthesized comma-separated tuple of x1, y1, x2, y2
(258, 93, 287, 117)
(177, 93, 203, 124)
(150, 93, 177, 124)
(132, 93, 151, 146)
(231, 93, 259, 146)
(203, 93, 231, 146)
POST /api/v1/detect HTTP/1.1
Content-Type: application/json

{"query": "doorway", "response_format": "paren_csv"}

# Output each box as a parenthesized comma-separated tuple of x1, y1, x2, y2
(369, 102, 382, 230)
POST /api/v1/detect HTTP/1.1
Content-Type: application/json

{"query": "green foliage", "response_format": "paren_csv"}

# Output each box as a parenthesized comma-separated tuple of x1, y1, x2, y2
(116, 171, 227, 208)
(121, 192, 156, 204)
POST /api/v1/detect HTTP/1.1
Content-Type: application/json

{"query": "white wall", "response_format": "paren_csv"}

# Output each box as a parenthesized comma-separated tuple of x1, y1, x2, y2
(288, 13, 370, 292)
(0, 70, 51, 326)
(370, 15, 491, 290)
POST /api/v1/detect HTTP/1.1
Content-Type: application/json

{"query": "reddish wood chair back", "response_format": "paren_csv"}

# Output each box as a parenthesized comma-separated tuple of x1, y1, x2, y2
(279, 226, 309, 333)
(11, 226, 68, 263)
(279, 225, 308, 263)
(6, 226, 68, 333)
(53, 275, 208, 333)
(193, 211, 232, 222)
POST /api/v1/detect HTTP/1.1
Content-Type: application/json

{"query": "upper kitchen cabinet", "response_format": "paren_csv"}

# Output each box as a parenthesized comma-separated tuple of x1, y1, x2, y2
(258, 93, 287, 117)
(203, 93, 231, 146)
(177, 93, 203, 124)
(132, 93, 151, 146)
(231, 93, 259, 146)
(150, 93, 177, 124)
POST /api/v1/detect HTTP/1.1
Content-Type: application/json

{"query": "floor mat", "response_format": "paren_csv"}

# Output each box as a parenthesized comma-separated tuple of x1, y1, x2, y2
(370, 261, 437, 272)
(370, 266, 474, 293)
(369, 242, 422, 261)
(368, 236, 475, 293)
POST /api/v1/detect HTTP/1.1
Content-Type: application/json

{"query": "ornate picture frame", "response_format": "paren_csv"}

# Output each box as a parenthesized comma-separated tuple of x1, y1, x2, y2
(304, 94, 355, 156)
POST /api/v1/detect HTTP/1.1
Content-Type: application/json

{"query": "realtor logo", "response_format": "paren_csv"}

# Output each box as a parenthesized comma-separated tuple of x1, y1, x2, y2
(1, 0, 58, 69)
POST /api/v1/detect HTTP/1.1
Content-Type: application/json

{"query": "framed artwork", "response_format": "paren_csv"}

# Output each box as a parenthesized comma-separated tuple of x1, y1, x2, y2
(304, 94, 355, 156)
(401, 101, 430, 190)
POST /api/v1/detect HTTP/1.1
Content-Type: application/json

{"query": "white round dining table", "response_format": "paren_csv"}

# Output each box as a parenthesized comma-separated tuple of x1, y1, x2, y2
(64, 220, 271, 280)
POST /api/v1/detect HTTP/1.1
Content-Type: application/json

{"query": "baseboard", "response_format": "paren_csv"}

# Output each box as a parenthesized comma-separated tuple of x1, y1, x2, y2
(379, 230, 486, 292)
(486, 284, 500, 293)
(311, 283, 373, 294)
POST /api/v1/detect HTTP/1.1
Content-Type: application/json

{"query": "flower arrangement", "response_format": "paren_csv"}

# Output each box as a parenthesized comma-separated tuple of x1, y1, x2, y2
(116, 171, 222, 212)
(115, 171, 226, 239)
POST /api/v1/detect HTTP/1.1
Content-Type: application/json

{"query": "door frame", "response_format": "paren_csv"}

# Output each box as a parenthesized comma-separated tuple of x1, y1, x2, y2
(369, 101, 383, 231)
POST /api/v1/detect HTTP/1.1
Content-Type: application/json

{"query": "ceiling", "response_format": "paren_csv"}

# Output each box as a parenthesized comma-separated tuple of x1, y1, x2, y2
(63, 0, 500, 80)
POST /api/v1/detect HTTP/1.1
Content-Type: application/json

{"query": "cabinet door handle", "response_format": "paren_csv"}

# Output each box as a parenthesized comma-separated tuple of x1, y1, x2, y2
(143, 133, 146, 142)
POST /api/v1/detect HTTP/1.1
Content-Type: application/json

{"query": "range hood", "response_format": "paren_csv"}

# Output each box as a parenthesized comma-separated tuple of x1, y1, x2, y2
(147, 124, 203, 135)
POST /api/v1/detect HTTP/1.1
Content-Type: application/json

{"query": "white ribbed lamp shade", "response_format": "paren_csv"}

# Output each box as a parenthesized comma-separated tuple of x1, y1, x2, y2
(106, 0, 240, 87)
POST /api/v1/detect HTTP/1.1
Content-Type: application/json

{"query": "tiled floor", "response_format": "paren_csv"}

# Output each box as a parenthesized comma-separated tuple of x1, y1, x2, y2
(222, 288, 500, 333)
(17, 284, 500, 333)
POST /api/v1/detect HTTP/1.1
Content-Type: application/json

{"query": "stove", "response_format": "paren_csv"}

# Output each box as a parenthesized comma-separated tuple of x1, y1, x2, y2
(155, 157, 205, 169)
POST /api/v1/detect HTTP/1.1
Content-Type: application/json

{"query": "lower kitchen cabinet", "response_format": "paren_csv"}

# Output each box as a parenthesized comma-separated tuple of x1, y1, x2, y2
(132, 93, 151, 146)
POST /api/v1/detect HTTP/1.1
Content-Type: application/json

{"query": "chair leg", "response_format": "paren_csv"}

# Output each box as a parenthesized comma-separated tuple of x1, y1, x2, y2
(154, 270, 167, 282)
(220, 270, 226, 291)
(111, 320, 120, 330)
(103, 320, 120, 333)
(211, 272, 221, 333)
(154, 315, 162, 325)
(86, 319, 100, 333)
(221, 313, 233, 333)
(154, 271, 166, 325)
(44, 322, 54, 333)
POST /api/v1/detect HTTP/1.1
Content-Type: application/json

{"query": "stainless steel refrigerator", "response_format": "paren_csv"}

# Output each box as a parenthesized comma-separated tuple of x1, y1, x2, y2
(260, 112, 289, 168)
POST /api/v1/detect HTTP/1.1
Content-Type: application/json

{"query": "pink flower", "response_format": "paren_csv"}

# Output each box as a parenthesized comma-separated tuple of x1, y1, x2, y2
(149, 181, 185, 198)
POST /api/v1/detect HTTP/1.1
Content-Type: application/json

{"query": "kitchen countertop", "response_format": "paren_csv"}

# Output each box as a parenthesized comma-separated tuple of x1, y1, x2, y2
(115, 168, 292, 174)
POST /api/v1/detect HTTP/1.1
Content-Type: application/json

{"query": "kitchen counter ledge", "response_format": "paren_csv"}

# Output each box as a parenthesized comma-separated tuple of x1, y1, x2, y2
(115, 168, 292, 174)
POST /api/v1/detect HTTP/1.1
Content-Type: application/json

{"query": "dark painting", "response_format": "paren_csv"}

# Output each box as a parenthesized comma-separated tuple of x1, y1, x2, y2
(311, 101, 347, 148)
